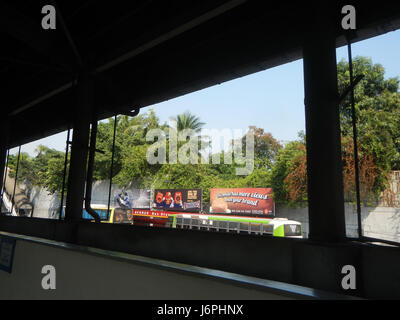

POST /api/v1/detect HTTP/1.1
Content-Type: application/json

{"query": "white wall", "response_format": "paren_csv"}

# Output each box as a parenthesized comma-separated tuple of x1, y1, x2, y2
(276, 203, 400, 242)
(29, 187, 60, 219)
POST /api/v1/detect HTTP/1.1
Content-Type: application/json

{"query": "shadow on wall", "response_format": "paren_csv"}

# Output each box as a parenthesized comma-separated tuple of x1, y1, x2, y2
(29, 187, 60, 219)
(361, 206, 400, 243)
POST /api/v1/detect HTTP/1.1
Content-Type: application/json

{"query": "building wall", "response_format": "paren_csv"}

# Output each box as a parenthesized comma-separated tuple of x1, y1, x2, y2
(276, 204, 400, 242)
(29, 187, 60, 219)
(29, 180, 151, 219)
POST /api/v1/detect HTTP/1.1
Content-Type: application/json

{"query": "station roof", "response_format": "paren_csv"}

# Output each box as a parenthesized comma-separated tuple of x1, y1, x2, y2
(2, 1, 400, 147)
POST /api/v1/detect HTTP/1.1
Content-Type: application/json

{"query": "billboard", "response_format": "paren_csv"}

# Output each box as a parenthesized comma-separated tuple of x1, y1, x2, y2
(113, 189, 151, 209)
(153, 189, 202, 212)
(209, 188, 274, 216)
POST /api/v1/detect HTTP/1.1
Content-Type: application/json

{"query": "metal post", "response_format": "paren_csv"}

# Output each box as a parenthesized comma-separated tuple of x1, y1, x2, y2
(346, 38, 363, 239)
(84, 117, 101, 223)
(11, 146, 21, 215)
(59, 128, 71, 220)
(303, 8, 346, 242)
(1, 150, 10, 208)
(107, 115, 118, 219)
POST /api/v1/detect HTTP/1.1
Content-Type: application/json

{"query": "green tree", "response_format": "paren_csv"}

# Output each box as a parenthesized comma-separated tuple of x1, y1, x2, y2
(338, 56, 400, 193)
(7, 152, 36, 184)
(269, 139, 307, 207)
(237, 126, 282, 170)
(94, 109, 163, 184)
(7, 146, 67, 194)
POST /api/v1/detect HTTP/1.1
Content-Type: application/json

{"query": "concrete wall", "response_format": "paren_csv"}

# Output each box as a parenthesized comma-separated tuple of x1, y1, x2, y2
(29, 187, 60, 219)
(276, 204, 400, 242)
(28, 180, 151, 219)
(0, 237, 305, 300)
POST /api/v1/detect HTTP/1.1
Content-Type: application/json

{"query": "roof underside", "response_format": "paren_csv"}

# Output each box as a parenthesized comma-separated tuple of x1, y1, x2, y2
(2, 0, 400, 148)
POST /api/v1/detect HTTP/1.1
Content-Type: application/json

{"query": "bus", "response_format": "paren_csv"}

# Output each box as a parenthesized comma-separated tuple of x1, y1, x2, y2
(167, 213, 303, 238)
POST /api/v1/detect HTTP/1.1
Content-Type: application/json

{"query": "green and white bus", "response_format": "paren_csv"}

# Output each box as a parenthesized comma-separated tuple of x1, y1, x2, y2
(167, 213, 303, 238)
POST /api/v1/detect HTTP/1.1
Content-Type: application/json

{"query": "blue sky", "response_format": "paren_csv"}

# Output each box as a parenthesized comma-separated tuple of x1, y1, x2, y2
(15, 29, 400, 156)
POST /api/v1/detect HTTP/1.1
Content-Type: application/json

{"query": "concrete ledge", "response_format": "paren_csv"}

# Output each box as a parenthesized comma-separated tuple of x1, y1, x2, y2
(0, 231, 360, 300)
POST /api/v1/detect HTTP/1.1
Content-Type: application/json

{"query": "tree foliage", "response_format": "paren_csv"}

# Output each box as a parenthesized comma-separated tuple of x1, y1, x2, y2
(170, 111, 205, 133)
(7, 145, 67, 194)
(338, 57, 400, 172)
(239, 126, 282, 170)
(338, 57, 400, 199)
(269, 139, 307, 207)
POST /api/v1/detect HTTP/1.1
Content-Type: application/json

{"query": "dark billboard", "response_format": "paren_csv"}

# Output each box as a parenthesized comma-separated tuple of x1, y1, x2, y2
(153, 189, 202, 212)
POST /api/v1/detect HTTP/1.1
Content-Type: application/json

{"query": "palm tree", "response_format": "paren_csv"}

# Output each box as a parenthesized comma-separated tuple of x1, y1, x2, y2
(170, 111, 205, 133)
(169, 111, 209, 163)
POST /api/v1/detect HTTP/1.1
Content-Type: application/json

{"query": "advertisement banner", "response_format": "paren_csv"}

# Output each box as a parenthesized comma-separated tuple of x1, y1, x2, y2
(209, 188, 274, 215)
(153, 189, 202, 212)
(132, 209, 170, 218)
(114, 189, 151, 209)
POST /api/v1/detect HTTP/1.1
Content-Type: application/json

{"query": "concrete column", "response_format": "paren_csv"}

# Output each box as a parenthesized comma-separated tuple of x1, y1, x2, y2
(0, 119, 9, 200)
(65, 71, 93, 223)
(303, 9, 346, 242)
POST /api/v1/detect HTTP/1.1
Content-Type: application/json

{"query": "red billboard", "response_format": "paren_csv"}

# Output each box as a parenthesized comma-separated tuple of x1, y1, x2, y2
(209, 188, 274, 216)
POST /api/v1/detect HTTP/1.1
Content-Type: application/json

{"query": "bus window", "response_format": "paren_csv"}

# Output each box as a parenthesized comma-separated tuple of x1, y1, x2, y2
(176, 216, 183, 228)
(183, 217, 191, 229)
(228, 221, 239, 233)
(82, 208, 109, 221)
(250, 223, 262, 235)
(218, 221, 228, 232)
(262, 224, 274, 235)
(239, 223, 250, 234)
(284, 224, 302, 237)
(191, 218, 200, 230)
